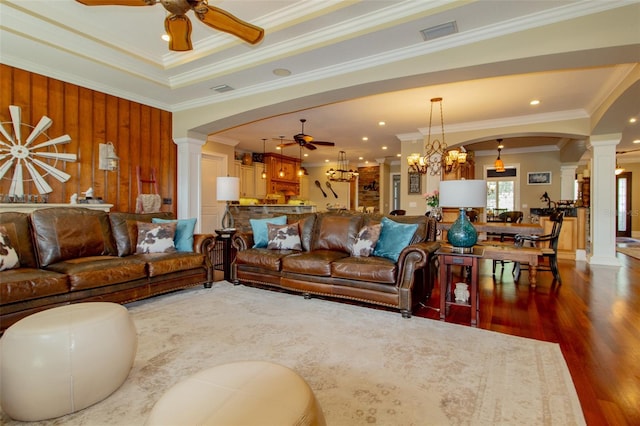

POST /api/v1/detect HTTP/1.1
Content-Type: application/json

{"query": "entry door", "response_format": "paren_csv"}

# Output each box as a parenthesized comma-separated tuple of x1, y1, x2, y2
(201, 154, 227, 233)
(616, 172, 632, 237)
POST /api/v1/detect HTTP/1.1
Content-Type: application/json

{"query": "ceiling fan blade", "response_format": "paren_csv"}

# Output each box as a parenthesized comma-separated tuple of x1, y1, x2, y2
(195, 5, 264, 45)
(75, 0, 153, 6)
(165, 15, 193, 51)
(311, 141, 335, 146)
(281, 142, 299, 147)
(304, 144, 317, 150)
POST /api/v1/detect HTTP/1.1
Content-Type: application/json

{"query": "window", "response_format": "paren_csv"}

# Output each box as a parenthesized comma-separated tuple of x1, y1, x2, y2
(485, 166, 519, 219)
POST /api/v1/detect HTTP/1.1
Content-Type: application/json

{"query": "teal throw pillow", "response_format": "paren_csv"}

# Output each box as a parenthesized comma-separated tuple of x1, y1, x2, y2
(152, 217, 197, 252)
(373, 217, 418, 262)
(250, 216, 287, 248)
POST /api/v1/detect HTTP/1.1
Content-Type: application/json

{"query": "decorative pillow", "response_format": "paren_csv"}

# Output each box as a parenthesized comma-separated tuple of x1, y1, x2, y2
(0, 225, 20, 271)
(373, 217, 418, 262)
(135, 222, 177, 254)
(250, 215, 287, 248)
(152, 217, 197, 252)
(350, 223, 382, 257)
(267, 222, 302, 251)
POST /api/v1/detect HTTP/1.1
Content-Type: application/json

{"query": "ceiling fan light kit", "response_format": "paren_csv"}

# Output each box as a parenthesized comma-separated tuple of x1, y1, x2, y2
(76, 0, 264, 52)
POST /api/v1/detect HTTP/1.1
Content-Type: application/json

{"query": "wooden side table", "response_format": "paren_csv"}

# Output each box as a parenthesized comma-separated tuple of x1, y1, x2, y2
(215, 229, 237, 282)
(437, 246, 484, 327)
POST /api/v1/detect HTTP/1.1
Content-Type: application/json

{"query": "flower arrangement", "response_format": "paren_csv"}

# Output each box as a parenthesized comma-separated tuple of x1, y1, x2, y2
(423, 190, 439, 208)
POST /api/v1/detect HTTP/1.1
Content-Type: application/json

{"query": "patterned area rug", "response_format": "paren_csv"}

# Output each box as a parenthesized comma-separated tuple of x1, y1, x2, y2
(1, 283, 585, 425)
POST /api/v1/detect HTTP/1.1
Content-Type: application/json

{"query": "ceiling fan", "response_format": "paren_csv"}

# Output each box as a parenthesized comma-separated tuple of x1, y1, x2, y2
(275, 119, 335, 151)
(76, 0, 264, 51)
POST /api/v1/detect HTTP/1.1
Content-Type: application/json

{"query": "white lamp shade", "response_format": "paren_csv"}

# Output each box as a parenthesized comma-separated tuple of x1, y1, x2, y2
(216, 177, 240, 201)
(439, 179, 487, 208)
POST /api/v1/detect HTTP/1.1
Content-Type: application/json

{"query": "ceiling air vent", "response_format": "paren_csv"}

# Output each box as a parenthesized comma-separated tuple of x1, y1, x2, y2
(211, 84, 234, 93)
(420, 21, 458, 41)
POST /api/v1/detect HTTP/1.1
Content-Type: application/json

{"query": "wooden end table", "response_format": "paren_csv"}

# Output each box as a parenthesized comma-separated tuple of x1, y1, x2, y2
(437, 246, 484, 327)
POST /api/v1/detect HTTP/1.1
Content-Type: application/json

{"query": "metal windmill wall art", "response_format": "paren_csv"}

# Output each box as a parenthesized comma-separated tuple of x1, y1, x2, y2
(0, 105, 77, 197)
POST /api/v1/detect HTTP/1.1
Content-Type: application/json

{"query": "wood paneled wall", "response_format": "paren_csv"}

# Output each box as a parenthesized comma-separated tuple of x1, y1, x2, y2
(0, 65, 176, 214)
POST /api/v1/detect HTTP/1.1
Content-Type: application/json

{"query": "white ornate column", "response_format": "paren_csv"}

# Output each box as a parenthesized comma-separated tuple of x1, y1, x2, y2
(174, 136, 206, 230)
(588, 134, 620, 266)
(560, 164, 578, 201)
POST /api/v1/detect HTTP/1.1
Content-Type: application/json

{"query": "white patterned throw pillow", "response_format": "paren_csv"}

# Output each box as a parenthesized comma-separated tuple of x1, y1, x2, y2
(350, 223, 382, 257)
(267, 222, 302, 251)
(135, 222, 177, 254)
(0, 225, 20, 271)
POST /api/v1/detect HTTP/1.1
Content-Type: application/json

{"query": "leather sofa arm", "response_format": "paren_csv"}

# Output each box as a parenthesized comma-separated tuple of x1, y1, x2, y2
(193, 233, 216, 284)
(232, 231, 254, 251)
(395, 241, 441, 287)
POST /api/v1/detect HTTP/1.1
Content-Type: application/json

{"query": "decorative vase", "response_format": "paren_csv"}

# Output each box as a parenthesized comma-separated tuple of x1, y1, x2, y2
(447, 208, 478, 249)
(428, 206, 442, 222)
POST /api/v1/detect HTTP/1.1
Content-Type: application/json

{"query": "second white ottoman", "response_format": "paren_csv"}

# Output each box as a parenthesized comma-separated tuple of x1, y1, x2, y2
(0, 302, 138, 421)
(147, 361, 326, 426)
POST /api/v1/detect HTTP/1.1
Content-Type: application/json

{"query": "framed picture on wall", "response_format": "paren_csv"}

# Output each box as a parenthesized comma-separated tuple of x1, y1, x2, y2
(408, 172, 422, 194)
(527, 171, 552, 185)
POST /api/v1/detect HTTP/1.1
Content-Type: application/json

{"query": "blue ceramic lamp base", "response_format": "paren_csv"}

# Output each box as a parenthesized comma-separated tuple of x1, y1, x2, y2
(447, 208, 478, 253)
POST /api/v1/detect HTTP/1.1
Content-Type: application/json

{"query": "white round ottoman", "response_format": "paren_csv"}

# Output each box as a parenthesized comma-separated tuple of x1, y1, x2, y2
(0, 302, 137, 421)
(147, 361, 326, 426)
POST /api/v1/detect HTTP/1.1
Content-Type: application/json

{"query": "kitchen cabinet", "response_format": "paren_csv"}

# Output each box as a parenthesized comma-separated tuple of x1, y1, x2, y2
(264, 153, 301, 198)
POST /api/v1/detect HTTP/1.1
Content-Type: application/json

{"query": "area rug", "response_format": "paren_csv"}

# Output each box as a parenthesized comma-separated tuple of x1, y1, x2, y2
(616, 246, 640, 260)
(1, 282, 585, 425)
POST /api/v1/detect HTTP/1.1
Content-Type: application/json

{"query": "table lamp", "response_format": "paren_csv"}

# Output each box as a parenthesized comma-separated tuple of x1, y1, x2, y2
(216, 176, 240, 230)
(439, 179, 487, 253)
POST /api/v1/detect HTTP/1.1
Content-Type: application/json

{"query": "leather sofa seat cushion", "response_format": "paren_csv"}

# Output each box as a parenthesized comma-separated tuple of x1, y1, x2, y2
(0, 268, 69, 304)
(135, 252, 205, 277)
(312, 214, 362, 253)
(0, 213, 39, 268)
(31, 208, 117, 267)
(110, 212, 174, 257)
(235, 248, 293, 272)
(282, 250, 349, 276)
(46, 256, 147, 291)
(330, 256, 397, 284)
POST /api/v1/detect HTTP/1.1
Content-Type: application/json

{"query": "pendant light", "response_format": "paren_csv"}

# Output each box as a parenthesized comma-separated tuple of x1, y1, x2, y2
(494, 139, 505, 172)
(261, 138, 267, 179)
(298, 145, 304, 177)
(278, 136, 285, 178)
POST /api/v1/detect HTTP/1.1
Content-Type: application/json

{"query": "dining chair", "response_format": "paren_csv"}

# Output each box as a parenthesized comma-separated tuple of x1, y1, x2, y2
(512, 211, 564, 284)
(492, 211, 524, 274)
(389, 209, 406, 216)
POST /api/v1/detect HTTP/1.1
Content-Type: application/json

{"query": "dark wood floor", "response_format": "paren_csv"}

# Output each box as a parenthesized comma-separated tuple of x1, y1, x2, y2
(415, 251, 640, 426)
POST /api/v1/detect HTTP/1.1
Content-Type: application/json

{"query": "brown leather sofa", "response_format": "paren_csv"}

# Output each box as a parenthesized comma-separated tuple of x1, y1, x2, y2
(0, 207, 215, 332)
(232, 211, 440, 317)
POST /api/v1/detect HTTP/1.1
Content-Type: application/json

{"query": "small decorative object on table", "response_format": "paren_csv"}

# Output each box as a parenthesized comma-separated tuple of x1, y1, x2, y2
(423, 190, 442, 221)
(454, 282, 470, 303)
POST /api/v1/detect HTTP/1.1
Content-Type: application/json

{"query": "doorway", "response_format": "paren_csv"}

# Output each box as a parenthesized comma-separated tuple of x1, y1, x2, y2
(616, 171, 632, 237)
(391, 173, 401, 211)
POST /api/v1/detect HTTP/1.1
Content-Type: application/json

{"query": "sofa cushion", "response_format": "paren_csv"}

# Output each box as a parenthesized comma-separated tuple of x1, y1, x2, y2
(312, 214, 362, 254)
(235, 248, 293, 272)
(250, 216, 287, 248)
(0, 268, 69, 304)
(0, 213, 39, 268)
(350, 223, 381, 257)
(331, 256, 397, 284)
(31, 208, 118, 267)
(135, 222, 177, 254)
(46, 256, 148, 291)
(267, 222, 302, 251)
(110, 212, 174, 256)
(290, 214, 316, 252)
(0, 225, 20, 271)
(152, 217, 197, 252)
(373, 217, 418, 262)
(135, 252, 205, 277)
(281, 250, 349, 277)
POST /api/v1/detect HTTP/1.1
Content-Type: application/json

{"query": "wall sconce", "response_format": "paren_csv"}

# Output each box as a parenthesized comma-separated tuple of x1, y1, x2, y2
(98, 142, 119, 171)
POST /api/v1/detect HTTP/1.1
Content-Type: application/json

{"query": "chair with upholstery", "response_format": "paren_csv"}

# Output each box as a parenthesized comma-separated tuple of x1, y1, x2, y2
(389, 209, 406, 216)
(465, 209, 479, 222)
(512, 211, 564, 284)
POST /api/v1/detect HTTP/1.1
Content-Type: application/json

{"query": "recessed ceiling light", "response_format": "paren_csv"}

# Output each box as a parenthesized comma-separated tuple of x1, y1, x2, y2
(303, 153, 309, 157)
(633, 139, 640, 144)
(396, 153, 401, 157)
(161, 34, 170, 42)
(378, 121, 386, 126)
(630, 117, 637, 124)
(325, 159, 330, 163)
(530, 100, 540, 106)
(382, 146, 387, 150)
(362, 137, 368, 141)
(358, 156, 364, 160)
(273, 68, 292, 77)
